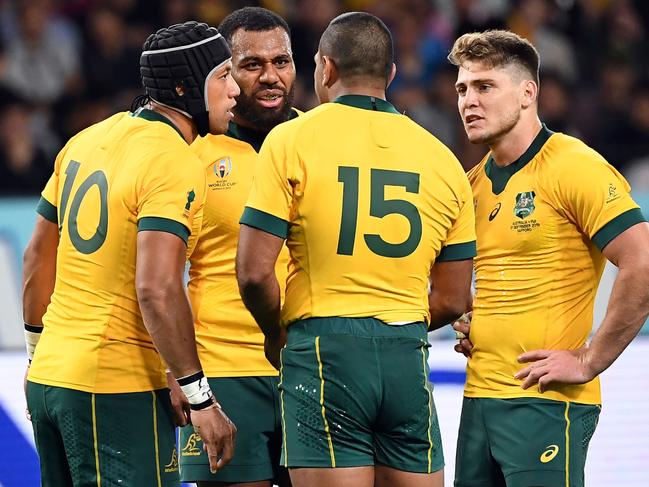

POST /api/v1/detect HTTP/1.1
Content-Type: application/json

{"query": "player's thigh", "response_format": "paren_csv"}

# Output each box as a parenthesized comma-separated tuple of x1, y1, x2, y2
(289, 466, 374, 487)
(26, 381, 74, 487)
(280, 318, 380, 469)
(454, 397, 506, 487)
(485, 398, 600, 487)
(375, 464, 444, 487)
(374, 325, 444, 474)
(94, 388, 178, 487)
(180, 376, 283, 484)
(27, 384, 177, 487)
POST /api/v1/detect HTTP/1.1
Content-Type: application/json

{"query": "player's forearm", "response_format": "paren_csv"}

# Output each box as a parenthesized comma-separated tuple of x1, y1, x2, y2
(22, 223, 57, 325)
(138, 283, 202, 378)
(239, 273, 282, 339)
(427, 258, 474, 331)
(428, 290, 470, 331)
(22, 256, 55, 325)
(586, 263, 649, 377)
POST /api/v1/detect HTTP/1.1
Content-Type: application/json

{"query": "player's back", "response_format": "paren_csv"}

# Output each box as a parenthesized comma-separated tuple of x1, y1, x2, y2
(29, 110, 205, 393)
(245, 96, 475, 325)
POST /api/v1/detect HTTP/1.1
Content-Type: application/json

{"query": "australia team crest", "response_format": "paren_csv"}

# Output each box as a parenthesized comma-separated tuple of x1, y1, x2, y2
(213, 157, 232, 178)
(514, 191, 535, 219)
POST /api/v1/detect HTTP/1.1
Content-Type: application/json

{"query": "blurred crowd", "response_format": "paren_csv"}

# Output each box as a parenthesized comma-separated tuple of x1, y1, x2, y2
(0, 0, 648, 195)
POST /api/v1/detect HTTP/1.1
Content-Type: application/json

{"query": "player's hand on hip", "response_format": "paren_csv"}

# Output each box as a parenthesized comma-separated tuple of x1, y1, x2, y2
(452, 311, 473, 357)
(515, 347, 596, 393)
(190, 403, 237, 473)
(264, 328, 286, 370)
(166, 371, 190, 426)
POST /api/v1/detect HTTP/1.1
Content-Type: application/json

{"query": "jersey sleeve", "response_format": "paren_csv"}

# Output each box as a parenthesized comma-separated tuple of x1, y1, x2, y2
(136, 148, 207, 245)
(553, 154, 645, 251)
(36, 145, 68, 223)
(437, 168, 477, 261)
(37, 173, 59, 223)
(240, 124, 294, 239)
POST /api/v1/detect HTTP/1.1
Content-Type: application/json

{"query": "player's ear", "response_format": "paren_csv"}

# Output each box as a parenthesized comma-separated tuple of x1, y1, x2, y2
(521, 79, 538, 109)
(322, 55, 338, 88)
(386, 63, 397, 89)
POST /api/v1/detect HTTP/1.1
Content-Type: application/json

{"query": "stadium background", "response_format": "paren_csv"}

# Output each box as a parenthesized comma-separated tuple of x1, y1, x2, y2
(0, 0, 647, 485)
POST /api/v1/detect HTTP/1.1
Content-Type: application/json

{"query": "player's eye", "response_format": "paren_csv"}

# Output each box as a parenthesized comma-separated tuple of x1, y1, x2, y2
(244, 62, 260, 70)
(480, 84, 491, 92)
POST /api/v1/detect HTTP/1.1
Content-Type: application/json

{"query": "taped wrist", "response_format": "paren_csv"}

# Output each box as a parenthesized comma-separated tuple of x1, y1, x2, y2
(24, 323, 43, 363)
(177, 370, 215, 410)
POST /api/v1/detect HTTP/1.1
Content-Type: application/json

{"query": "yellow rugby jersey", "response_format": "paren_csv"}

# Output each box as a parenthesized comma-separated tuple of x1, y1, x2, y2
(188, 112, 298, 377)
(28, 109, 206, 394)
(242, 95, 476, 325)
(466, 125, 645, 404)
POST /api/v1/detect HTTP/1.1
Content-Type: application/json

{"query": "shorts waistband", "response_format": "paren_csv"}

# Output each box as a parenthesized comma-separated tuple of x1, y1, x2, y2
(286, 317, 428, 343)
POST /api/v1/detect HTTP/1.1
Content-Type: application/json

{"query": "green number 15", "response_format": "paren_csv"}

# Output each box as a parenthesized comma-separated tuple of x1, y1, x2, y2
(337, 166, 422, 258)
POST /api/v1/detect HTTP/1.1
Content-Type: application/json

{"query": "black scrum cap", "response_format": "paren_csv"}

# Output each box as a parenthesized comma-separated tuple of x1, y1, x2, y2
(140, 21, 231, 136)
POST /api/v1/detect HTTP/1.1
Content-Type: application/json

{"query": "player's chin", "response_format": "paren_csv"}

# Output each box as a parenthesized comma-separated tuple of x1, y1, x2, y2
(465, 129, 491, 145)
(209, 119, 230, 135)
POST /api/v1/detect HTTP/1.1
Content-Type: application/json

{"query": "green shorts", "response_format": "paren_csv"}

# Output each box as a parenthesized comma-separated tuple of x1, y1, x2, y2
(454, 397, 601, 487)
(26, 381, 178, 487)
(179, 376, 284, 483)
(279, 317, 444, 473)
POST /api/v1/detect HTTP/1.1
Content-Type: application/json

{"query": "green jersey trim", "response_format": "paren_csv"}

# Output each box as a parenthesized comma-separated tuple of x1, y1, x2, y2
(592, 208, 646, 251)
(132, 108, 185, 142)
(240, 206, 289, 239)
(137, 216, 189, 244)
(333, 95, 400, 114)
(226, 108, 300, 152)
(36, 196, 58, 223)
(485, 124, 553, 195)
(437, 241, 477, 262)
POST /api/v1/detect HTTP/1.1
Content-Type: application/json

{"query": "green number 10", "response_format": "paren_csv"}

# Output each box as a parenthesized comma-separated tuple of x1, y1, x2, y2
(59, 160, 109, 254)
(337, 166, 422, 258)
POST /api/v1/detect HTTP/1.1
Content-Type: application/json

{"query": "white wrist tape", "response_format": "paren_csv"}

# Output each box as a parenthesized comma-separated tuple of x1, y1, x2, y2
(177, 370, 215, 410)
(24, 323, 43, 362)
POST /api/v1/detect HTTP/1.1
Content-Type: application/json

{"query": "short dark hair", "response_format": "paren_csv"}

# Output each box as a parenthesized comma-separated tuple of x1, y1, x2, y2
(448, 30, 540, 85)
(319, 12, 394, 83)
(218, 7, 290, 43)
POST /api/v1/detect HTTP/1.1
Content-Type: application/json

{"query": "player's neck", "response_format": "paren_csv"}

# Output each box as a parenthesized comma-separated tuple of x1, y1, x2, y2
(149, 103, 197, 144)
(328, 83, 387, 102)
(490, 116, 542, 167)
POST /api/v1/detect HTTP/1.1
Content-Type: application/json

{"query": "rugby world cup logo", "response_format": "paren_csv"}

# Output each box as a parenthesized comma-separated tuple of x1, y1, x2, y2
(213, 157, 232, 179)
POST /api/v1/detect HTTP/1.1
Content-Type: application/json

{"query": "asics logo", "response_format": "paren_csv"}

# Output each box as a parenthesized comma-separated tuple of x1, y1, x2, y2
(488, 203, 501, 221)
(540, 444, 559, 463)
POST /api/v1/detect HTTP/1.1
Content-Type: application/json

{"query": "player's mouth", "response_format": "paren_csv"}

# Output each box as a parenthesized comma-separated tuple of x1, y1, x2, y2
(256, 90, 284, 109)
(464, 114, 483, 127)
(226, 101, 237, 119)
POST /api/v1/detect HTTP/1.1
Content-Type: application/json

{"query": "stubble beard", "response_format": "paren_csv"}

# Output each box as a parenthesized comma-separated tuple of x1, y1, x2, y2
(468, 109, 520, 146)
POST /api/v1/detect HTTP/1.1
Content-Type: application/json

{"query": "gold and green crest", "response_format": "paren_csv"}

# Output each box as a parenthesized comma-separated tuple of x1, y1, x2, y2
(514, 191, 535, 219)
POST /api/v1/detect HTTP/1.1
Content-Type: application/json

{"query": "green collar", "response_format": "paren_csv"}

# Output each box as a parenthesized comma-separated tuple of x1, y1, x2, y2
(486, 124, 554, 194)
(132, 108, 185, 142)
(333, 94, 400, 114)
(226, 108, 300, 152)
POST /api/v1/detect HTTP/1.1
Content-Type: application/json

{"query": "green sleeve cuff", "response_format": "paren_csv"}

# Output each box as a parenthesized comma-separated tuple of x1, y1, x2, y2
(592, 208, 646, 251)
(36, 197, 57, 223)
(240, 207, 289, 239)
(138, 217, 189, 245)
(437, 241, 477, 262)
